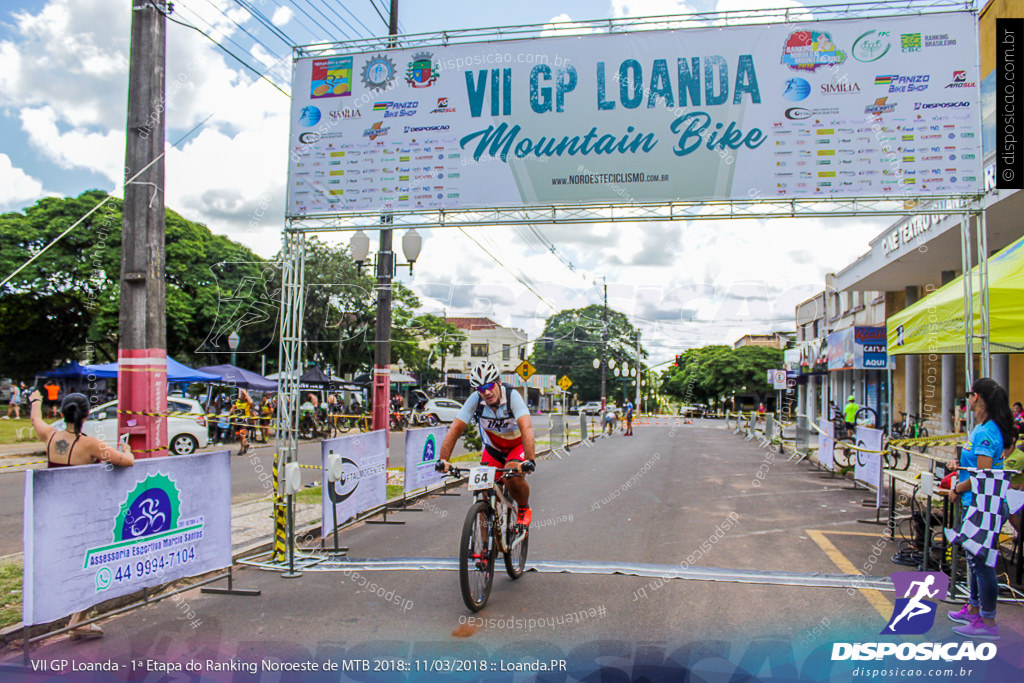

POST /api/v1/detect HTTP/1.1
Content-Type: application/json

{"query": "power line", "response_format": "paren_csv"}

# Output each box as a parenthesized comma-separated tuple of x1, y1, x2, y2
(367, 0, 387, 28)
(311, 0, 372, 39)
(334, 0, 376, 36)
(175, 1, 281, 69)
(457, 227, 557, 312)
(159, 4, 290, 95)
(231, 0, 297, 47)
(193, 0, 285, 61)
(292, 0, 354, 41)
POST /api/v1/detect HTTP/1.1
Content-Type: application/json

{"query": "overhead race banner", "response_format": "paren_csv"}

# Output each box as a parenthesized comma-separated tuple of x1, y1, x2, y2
(287, 12, 981, 215)
(321, 430, 387, 527)
(23, 451, 232, 626)
(403, 426, 447, 492)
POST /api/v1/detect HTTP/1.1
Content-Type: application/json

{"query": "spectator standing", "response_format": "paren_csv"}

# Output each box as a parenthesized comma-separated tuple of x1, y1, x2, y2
(43, 380, 61, 418)
(946, 377, 1015, 640)
(5, 382, 21, 419)
(1012, 401, 1023, 442)
(29, 389, 133, 639)
(233, 389, 254, 455)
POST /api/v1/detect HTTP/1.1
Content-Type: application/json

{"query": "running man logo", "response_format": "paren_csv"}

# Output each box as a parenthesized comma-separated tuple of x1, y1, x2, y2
(881, 572, 949, 635)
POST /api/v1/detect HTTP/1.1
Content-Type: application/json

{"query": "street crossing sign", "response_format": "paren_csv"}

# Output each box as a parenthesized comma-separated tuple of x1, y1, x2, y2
(558, 375, 573, 391)
(515, 360, 536, 382)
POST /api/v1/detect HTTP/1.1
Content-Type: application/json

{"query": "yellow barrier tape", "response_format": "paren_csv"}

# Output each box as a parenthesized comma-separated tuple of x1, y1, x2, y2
(0, 460, 46, 469)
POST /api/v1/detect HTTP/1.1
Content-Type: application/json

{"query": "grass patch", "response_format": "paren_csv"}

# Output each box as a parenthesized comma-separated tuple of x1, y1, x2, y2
(0, 562, 23, 629)
(297, 484, 406, 503)
(0, 419, 42, 446)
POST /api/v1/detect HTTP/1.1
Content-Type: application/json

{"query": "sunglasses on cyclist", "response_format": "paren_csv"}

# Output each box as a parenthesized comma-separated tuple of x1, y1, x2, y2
(476, 382, 497, 393)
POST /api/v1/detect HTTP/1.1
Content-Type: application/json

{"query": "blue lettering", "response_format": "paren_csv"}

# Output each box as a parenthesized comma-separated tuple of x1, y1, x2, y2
(466, 70, 487, 117)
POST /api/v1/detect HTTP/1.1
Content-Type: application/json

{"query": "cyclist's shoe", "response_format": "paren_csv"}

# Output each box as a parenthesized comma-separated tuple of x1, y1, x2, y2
(516, 506, 532, 526)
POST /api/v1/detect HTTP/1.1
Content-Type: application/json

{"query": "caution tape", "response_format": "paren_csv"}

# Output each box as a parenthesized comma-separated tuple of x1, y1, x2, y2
(889, 433, 965, 448)
(272, 453, 285, 563)
(0, 459, 45, 469)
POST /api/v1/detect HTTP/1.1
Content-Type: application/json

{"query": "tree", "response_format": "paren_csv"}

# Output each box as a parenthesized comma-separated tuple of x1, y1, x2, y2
(400, 313, 466, 383)
(0, 191, 269, 375)
(660, 344, 784, 406)
(529, 305, 646, 402)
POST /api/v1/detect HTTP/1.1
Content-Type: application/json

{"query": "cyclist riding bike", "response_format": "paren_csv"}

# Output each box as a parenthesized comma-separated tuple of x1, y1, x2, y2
(436, 360, 537, 526)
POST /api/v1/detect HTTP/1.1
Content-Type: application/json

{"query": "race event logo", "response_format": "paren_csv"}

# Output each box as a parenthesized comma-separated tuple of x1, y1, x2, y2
(881, 571, 949, 635)
(299, 106, 321, 127)
(361, 54, 397, 92)
(373, 101, 419, 118)
(865, 97, 897, 116)
(430, 97, 456, 113)
(406, 52, 440, 88)
(851, 29, 891, 62)
(363, 121, 390, 140)
(945, 70, 977, 89)
(782, 30, 846, 71)
(901, 33, 922, 53)
(311, 56, 353, 99)
(783, 77, 810, 101)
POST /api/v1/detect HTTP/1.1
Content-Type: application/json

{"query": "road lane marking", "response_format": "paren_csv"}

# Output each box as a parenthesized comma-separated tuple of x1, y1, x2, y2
(806, 528, 892, 620)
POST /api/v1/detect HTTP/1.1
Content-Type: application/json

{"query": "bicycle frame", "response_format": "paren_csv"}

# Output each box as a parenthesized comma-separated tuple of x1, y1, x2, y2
(476, 478, 526, 556)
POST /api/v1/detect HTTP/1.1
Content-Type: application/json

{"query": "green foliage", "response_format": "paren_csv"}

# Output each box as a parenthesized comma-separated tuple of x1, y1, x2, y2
(0, 191, 269, 375)
(462, 422, 482, 451)
(660, 344, 784, 404)
(401, 313, 466, 383)
(0, 561, 22, 628)
(529, 305, 646, 402)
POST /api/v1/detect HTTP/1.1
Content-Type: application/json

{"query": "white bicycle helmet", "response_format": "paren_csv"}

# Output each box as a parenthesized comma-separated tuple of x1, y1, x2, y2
(469, 360, 500, 388)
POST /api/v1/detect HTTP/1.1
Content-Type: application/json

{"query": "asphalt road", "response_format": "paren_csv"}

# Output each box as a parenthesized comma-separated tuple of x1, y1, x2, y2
(9, 419, 1021, 681)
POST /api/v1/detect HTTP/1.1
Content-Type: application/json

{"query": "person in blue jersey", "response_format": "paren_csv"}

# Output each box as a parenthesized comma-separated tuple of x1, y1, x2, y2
(436, 361, 536, 526)
(946, 377, 1016, 640)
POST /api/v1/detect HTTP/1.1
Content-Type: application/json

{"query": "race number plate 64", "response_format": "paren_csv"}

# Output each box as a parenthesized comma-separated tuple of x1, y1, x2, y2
(468, 466, 495, 491)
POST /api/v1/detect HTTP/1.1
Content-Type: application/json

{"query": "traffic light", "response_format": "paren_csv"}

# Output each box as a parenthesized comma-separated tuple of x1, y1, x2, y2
(674, 355, 680, 367)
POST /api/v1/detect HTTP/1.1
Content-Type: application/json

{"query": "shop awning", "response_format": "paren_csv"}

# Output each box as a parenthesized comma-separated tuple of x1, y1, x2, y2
(887, 234, 1024, 355)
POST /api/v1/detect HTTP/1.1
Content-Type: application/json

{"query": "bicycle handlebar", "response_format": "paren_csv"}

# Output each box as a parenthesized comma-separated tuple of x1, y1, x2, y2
(436, 461, 535, 476)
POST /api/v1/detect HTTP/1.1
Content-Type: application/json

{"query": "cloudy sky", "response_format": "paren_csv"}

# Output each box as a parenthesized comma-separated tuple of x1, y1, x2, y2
(2, 0, 963, 365)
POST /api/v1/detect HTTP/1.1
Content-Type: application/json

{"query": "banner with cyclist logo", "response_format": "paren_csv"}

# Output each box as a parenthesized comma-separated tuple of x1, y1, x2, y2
(817, 418, 835, 470)
(287, 12, 980, 216)
(854, 425, 885, 507)
(403, 426, 447, 493)
(321, 430, 387, 526)
(22, 451, 232, 625)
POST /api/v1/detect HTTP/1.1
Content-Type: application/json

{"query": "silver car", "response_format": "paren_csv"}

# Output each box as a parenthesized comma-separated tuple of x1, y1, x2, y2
(51, 397, 209, 456)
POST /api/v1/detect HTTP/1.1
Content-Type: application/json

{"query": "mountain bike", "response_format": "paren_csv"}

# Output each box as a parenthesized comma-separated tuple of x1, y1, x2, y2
(438, 461, 534, 612)
(892, 411, 929, 453)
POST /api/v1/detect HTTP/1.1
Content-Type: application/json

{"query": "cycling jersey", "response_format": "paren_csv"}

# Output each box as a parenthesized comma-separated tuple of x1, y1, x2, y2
(456, 385, 529, 454)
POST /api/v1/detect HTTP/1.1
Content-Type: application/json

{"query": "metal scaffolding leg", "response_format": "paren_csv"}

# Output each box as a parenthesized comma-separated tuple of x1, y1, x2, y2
(976, 208, 990, 377)
(277, 230, 305, 578)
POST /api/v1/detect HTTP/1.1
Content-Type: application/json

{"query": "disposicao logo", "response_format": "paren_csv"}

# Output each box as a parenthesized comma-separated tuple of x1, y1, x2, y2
(831, 572, 997, 663)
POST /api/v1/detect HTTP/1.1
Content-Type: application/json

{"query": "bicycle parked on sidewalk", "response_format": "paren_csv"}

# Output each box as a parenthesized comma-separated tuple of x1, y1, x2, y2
(437, 461, 534, 612)
(891, 411, 929, 453)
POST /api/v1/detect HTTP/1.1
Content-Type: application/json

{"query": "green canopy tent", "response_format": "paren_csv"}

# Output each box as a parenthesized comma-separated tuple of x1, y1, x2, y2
(887, 234, 1024, 355)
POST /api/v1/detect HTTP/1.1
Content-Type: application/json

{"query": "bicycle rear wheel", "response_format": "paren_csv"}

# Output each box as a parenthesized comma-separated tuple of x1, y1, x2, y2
(916, 426, 929, 454)
(834, 437, 855, 467)
(459, 501, 495, 612)
(503, 506, 529, 579)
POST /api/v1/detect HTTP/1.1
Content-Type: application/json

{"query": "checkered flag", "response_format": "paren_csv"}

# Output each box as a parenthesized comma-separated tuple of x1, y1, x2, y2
(944, 469, 1015, 568)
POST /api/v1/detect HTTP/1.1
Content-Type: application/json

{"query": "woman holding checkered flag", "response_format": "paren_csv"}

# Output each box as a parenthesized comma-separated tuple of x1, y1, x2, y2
(946, 378, 1017, 640)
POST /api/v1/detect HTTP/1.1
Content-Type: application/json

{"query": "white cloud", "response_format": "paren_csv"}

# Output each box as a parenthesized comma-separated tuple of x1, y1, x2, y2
(540, 13, 601, 38)
(272, 6, 293, 27)
(19, 106, 124, 182)
(0, 154, 49, 211)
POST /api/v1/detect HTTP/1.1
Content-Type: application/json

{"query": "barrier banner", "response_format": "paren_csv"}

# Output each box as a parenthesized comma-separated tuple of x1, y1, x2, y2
(854, 425, 885, 507)
(550, 414, 566, 450)
(288, 12, 981, 216)
(580, 413, 588, 441)
(23, 450, 232, 626)
(321, 430, 387, 526)
(403, 425, 447, 492)
(817, 419, 834, 470)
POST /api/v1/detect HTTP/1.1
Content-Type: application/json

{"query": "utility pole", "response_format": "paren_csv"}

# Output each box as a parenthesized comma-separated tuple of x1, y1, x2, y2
(371, 0, 400, 441)
(634, 330, 641, 409)
(600, 279, 607, 411)
(119, 0, 168, 458)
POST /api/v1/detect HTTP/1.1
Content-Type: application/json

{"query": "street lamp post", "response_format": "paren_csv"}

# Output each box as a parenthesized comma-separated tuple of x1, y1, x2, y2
(350, 228, 422, 442)
(227, 331, 240, 368)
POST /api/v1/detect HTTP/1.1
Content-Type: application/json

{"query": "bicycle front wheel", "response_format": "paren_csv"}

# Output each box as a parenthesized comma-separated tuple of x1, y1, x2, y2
(916, 426, 929, 453)
(459, 501, 495, 612)
(504, 507, 529, 579)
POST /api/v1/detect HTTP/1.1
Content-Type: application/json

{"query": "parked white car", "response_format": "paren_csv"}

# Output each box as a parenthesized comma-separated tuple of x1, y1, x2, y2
(51, 397, 209, 456)
(422, 398, 463, 423)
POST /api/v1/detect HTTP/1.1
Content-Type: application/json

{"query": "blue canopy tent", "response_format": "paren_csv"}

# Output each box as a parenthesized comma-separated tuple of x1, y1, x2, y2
(85, 356, 222, 382)
(195, 364, 277, 392)
(41, 361, 90, 378)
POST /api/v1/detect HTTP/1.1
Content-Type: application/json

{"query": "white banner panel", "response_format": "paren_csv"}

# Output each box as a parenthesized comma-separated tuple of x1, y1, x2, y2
(854, 426, 885, 507)
(403, 426, 447, 492)
(817, 419, 834, 470)
(321, 430, 387, 526)
(287, 12, 981, 215)
(23, 451, 232, 626)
